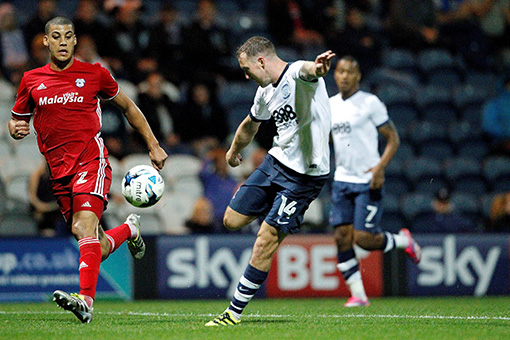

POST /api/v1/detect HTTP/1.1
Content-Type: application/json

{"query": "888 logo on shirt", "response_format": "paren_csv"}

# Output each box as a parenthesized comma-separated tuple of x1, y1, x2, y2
(272, 104, 297, 128)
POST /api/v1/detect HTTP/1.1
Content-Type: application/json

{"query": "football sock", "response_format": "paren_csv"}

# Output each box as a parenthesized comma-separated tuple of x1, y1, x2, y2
(105, 223, 132, 254)
(228, 264, 268, 319)
(382, 232, 409, 253)
(78, 237, 101, 302)
(337, 249, 367, 301)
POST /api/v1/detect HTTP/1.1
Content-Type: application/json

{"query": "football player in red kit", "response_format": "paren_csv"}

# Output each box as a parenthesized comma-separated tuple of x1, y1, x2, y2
(8, 17, 167, 323)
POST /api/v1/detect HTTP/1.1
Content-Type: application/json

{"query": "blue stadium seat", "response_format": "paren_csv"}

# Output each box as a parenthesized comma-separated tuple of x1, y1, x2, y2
(381, 49, 418, 74)
(400, 192, 434, 222)
(381, 194, 406, 233)
(456, 138, 489, 159)
(218, 81, 257, 107)
(413, 177, 449, 195)
(450, 192, 481, 222)
(418, 140, 455, 162)
(403, 156, 443, 184)
(443, 157, 487, 195)
(448, 120, 483, 146)
(388, 104, 419, 131)
(483, 157, 510, 189)
(417, 49, 461, 84)
(393, 142, 415, 163)
(385, 175, 412, 197)
(407, 120, 449, 148)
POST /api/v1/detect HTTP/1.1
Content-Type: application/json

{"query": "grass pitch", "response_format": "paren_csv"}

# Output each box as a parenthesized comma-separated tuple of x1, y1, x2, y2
(1, 297, 509, 340)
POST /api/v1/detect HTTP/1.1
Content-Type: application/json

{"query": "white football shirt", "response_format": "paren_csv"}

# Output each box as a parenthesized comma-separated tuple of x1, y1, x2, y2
(330, 90, 389, 183)
(250, 61, 331, 176)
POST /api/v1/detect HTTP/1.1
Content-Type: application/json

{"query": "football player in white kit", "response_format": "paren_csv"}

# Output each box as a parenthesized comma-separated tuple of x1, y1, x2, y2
(329, 56, 422, 307)
(206, 36, 335, 326)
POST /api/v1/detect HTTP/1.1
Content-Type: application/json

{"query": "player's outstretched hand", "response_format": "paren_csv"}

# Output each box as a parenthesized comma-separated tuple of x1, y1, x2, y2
(8, 118, 30, 140)
(226, 148, 242, 168)
(314, 50, 336, 77)
(149, 146, 168, 171)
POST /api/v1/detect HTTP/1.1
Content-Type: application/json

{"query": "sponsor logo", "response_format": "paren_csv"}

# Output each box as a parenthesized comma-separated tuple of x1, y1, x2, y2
(165, 237, 252, 297)
(79, 261, 88, 270)
(417, 235, 501, 296)
(39, 92, 84, 106)
(81, 201, 92, 208)
(37, 83, 47, 90)
(272, 104, 297, 128)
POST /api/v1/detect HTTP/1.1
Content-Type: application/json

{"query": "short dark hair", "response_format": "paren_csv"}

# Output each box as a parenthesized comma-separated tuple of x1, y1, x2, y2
(338, 55, 360, 71)
(45, 16, 75, 35)
(236, 36, 276, 60)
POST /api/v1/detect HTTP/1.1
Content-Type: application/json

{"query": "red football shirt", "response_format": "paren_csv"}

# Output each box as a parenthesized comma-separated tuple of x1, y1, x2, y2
(12, 59, 119, 179)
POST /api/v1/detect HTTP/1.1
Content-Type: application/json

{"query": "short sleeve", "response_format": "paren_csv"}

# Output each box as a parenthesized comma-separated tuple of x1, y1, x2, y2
(369, 96, 389, 127)
(11, 75, 33, 121)
(249, 87, 272, 121)
(98, 64, 119, 100)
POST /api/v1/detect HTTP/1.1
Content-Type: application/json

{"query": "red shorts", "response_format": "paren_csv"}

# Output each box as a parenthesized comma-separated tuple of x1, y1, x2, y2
(51, 157, 112, 224)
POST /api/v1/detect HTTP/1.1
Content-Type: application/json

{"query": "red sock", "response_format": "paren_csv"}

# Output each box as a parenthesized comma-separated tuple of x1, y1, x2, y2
(105, 223, 131, 254)
(78, 237, 101, 300)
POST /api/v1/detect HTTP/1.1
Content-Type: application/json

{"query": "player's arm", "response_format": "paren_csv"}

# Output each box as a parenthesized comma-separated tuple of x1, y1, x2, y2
(299, 50, 336, 81)
(111, 89, 168, 170)
(8, 117, 30, 140)
(367, 120, 400, 189)
(226, 115, 261, 167)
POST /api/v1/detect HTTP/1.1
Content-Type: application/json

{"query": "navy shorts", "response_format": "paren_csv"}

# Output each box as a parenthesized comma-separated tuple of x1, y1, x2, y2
(329, 181, 384, 233)
(229, 155, 328, 234)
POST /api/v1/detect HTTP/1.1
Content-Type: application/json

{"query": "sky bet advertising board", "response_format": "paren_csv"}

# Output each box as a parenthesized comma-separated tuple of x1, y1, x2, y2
(407, 234, 510, 296)
(0, 238, 132, 302)
(156, 234, 383, 299)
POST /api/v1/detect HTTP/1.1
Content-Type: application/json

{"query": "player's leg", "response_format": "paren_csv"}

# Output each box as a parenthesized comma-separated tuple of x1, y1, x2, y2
(102, 213, 145, 260)
(353, 189, 421, 263)
(333, 224, 369, 307)
(205, 221, 286, 326)
(330, 182, 369, 306)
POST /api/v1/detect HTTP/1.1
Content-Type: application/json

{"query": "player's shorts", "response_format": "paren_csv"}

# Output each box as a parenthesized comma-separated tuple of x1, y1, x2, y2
(50, 157, 112, 224)
(329, 181, 384, 233)
(229, 154, 327, 234)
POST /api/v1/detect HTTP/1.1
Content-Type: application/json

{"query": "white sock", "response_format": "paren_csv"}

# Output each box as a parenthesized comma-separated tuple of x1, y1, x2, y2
(394, 233, 409, 249)
(125, 220, 138, 239)
(226, 308, 241, 321)
(346, 271, 367, 301)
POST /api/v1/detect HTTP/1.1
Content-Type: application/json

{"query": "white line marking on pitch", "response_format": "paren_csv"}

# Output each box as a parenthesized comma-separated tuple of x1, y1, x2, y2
(1, 311, 509, 321)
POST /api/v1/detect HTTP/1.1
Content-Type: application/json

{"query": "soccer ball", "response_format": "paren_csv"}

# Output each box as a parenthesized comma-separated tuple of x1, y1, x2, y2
(121, 165, 165, 207)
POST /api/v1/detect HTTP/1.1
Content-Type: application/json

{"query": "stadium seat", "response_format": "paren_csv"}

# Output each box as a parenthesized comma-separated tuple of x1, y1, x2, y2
(418, 140, 454, 163)
(156, 192, 197, 234)
(413, 177, 449, 195)
(417, 49, 460, 81)
(381, 194, 406, 233)
(483, 157, 510, 189)
(407, 121, 449, 148)
(388, 104, 419, 131)
(385, 175, 412, 197)
(400, 192, 434, 222)
(456, 138, 489, 160)
(444, 157, 487, 195)
(377, 85, 414, 107)
(159, 154, 203, 187)
(450, 192, 481, 223)
(392, 142, 415, 163)
(464, 71, 501, 97)
(426, 69, 462, 87)
(448, 120, 483, 146)
(218, 81, 257, 107)
(121, 153, 153, 174)
(381, 49, 417, 73)
(403, 156, 443, 185)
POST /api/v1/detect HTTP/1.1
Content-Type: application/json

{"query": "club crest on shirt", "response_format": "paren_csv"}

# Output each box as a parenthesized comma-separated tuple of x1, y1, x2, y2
(75, 78, 85, 88)
(282, 82, 291, 99)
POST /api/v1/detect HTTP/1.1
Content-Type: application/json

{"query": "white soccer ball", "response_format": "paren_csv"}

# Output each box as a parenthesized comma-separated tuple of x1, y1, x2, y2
(121, 165, 165, 207)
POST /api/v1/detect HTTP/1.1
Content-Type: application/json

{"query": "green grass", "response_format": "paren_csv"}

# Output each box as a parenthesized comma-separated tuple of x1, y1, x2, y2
(1, 297, 509, 340)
